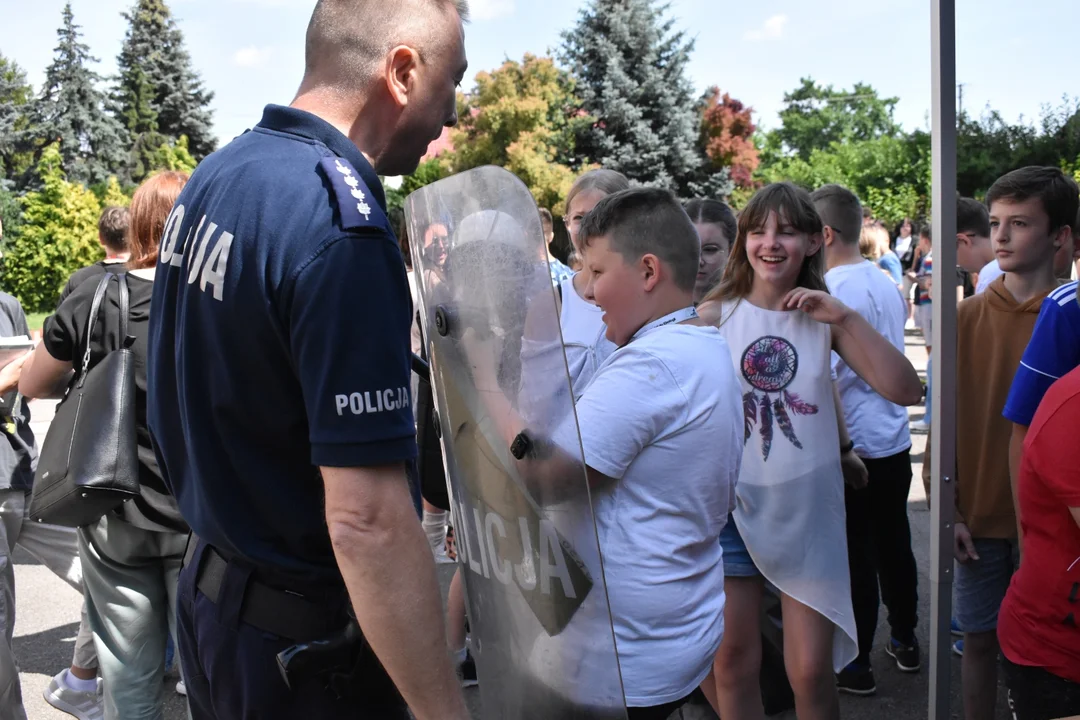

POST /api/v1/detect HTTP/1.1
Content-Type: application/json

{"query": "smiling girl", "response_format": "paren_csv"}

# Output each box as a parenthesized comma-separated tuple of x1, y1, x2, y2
(698, 183, 922, 720)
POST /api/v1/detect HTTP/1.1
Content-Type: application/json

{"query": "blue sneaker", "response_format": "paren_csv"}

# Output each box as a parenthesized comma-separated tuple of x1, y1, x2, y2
(952, 639, 964, 657)
(951, 618, 962, 637)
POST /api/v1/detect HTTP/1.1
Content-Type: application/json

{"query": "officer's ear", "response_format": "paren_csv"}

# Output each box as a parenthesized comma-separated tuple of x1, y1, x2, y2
(384, 45, 422, 108)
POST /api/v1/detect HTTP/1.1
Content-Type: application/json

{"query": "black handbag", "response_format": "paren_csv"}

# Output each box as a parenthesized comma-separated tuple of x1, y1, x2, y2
(28, 273, 141, 527)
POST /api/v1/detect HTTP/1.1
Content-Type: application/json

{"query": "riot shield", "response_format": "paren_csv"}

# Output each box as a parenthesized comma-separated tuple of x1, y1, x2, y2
(406, 167, 627, 720)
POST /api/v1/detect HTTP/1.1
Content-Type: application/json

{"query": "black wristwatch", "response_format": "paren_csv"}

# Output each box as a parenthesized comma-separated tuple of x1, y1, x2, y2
(510, 430, 554, 460)
(840, 440, 855, 455)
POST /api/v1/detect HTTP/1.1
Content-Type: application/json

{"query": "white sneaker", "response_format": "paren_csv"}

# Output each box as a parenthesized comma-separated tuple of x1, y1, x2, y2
(43, 671, 103, 720)
(176, 679, 187, 696)
(910, 419, 930, 432)
(432, 545, 455, 564)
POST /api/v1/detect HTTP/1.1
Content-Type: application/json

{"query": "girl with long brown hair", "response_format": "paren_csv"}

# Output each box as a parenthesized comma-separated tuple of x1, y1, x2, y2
(22, 171, 191, 718)
(698, 183, 921, 720)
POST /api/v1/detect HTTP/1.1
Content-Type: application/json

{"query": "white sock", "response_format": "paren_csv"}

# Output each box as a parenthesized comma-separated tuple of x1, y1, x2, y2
(452, 646, 468, 665)
(62, 669, 98, 694)
(422, 510, 448, 552)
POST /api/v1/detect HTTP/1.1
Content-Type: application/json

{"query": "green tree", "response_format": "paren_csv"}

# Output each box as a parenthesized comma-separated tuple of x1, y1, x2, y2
(955, 109, 1034, 198)
(151, 134, 197, 173)
(449, 54, 591, 211)
(771, 77, 900, 161)
(3, 144, 102, 310)
(0, 53, 35, 182)
(29, 3, 128, 187)
(953, 99, 1080, 198)
(560, 0, 729, 197)
(759, 132, 930, 226)
(0, 184, 22, 255)
(101, 175, 131, 207)
(116, 62, 172, 183)
(114, 0, 216, 160)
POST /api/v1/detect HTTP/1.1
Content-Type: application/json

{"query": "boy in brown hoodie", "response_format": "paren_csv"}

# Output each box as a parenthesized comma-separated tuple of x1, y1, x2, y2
(953, 166, 1080, 720)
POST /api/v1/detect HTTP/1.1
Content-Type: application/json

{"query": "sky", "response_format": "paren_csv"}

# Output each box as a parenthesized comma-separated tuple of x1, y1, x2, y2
(3, 0, 1079, 149)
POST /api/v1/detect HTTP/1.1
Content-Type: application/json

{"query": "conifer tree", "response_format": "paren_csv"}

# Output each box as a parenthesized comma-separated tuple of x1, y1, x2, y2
(114, 0, 216, 160)
(30, 3, 128, 187)
(560, 0, 729, 197)
(0, 53, 35, 182)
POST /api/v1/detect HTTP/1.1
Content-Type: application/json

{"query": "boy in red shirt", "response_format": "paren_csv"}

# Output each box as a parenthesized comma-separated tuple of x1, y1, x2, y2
(997, 316, 1080, 718)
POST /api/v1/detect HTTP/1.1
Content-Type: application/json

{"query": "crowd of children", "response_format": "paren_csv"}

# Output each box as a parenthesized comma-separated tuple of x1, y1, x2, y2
(4, 153, 1077, 720)
(409, 162, 1080, 720)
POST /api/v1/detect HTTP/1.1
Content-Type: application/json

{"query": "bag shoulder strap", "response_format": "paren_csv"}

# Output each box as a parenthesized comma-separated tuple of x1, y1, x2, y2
(79, 274, 114, 382)
(116, 272, 130, 341)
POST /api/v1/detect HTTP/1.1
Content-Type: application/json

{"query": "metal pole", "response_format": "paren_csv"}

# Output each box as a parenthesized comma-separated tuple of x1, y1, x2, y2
(929, 1, 957, 718)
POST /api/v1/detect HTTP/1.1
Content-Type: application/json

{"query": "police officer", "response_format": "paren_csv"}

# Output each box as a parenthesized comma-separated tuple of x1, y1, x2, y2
(146, 1, 471, 718)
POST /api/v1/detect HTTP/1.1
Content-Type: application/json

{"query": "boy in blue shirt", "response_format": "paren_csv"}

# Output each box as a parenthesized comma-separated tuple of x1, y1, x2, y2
(1004, 209, 1080, 540)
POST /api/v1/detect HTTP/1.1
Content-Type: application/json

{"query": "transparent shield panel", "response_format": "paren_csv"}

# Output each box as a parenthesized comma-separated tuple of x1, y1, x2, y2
(406, 166, 627, 720)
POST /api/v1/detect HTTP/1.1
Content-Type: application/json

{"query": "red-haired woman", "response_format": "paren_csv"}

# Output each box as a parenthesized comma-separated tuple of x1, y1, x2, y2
(21, 171, 191, 719)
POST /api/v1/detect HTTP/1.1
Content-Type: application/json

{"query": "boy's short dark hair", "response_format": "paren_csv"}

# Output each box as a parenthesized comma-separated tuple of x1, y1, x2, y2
(920, 224, 931, 241)
(579, 187, 699, 292)
(957, 196, 990, 237)
(538, 207, 553, 230)
(98, 206, 130, 253)
(810, 184, 863, 246)
(985, 166, 1080, 233)
(1074, 206, 1080, 241)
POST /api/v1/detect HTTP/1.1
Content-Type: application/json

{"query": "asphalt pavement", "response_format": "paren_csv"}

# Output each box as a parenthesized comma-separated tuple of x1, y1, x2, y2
(11, 326, 1008, 719)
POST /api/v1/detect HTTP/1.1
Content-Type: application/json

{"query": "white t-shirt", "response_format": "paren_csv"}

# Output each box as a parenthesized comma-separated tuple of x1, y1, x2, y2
(559, 275, 617, 398)
(556, 323, 742, 705)
(894, 235, 914, 259)
(826, 261, 912, 458)
(975, 258, 1004, 295)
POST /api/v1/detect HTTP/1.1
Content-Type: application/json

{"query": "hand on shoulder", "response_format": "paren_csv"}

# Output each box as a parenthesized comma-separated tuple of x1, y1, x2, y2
(783, 288, 853, 327)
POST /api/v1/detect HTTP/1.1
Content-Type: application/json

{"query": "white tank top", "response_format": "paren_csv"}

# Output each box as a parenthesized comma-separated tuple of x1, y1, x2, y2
(559, 275, 617, 398)
(715, 299, 858, 672)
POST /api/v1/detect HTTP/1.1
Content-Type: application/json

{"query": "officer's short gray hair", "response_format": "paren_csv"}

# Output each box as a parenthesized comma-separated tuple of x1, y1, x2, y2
(304, 0, 469, 90)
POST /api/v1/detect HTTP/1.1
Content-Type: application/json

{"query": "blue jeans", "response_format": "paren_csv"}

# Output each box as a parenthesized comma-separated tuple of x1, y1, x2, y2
(719, 516, 760, 578)
(954, 538, 1018, 633)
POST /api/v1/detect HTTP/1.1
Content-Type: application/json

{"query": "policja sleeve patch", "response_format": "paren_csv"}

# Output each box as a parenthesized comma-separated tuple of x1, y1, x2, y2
(317, 156, 388, 233)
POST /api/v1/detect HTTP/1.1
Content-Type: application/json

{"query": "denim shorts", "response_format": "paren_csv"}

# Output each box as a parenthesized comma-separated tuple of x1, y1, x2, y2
(719, 516, 761, 578)
(954, 537, 1019, 633)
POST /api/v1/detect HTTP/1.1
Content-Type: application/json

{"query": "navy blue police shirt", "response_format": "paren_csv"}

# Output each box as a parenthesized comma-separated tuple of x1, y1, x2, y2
(148, 105, 417, 588)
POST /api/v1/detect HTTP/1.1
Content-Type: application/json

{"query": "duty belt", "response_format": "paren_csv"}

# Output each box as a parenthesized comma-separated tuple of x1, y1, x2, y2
(184, 538, 346, 642)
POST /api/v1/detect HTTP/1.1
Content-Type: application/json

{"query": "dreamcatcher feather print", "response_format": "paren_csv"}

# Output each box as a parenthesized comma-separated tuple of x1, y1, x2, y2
(740, 335, 819, 460)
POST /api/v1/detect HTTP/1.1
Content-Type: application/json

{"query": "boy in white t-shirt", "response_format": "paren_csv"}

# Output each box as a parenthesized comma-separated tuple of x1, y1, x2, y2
(814, 185, 920, 695)
(491, 188, 743, 717)
(571, 187, 742, 715)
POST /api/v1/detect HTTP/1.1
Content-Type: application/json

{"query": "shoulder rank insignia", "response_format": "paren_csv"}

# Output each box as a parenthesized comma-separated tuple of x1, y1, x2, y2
(318, 156, 387, 232)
